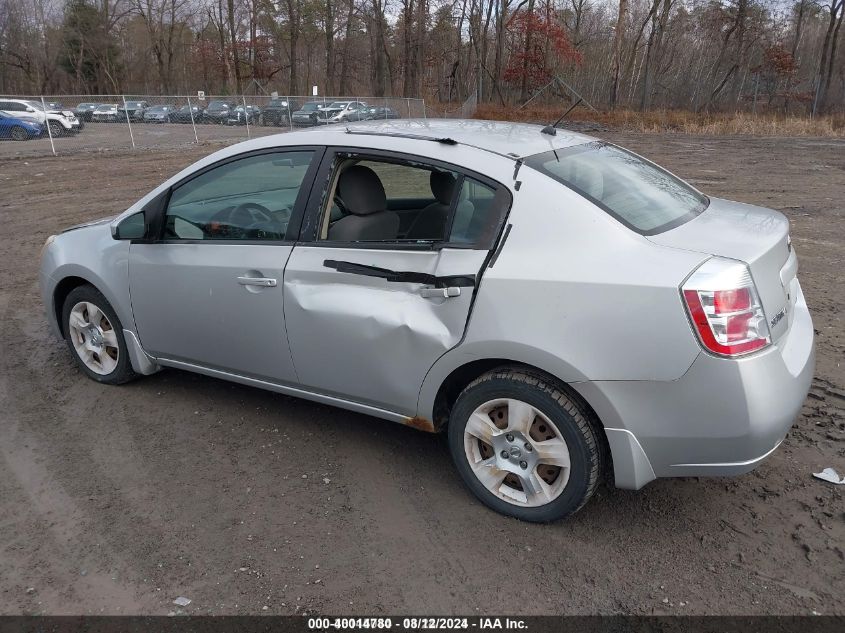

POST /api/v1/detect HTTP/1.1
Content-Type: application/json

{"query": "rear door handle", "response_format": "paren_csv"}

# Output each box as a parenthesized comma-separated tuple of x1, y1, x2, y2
(420, 286, 461, 299)
(237, 276, 277, 287)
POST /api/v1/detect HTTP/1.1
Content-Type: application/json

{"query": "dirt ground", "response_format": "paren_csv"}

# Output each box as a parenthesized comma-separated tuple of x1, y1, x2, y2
(0, 132, 843, 616)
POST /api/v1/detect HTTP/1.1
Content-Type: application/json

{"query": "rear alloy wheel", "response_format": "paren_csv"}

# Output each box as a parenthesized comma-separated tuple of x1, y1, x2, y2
(62, 285, 138, 385)
(10, 126, 28, 141)
(448, 369, 604, 522)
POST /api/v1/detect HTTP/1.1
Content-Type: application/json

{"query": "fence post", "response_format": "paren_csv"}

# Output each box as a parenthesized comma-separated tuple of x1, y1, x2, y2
(422, 99, 426, 119)
(406, 98, 412, 118)
(122, 95, 136, 150)
(242, 95, 251, 139)
(187, 96, 199, 143)
(40, 96, 56, 157)
(287, 99, 292, 131)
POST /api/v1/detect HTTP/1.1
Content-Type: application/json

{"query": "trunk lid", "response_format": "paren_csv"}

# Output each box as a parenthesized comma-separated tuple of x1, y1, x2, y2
(648, 197, 797, 343)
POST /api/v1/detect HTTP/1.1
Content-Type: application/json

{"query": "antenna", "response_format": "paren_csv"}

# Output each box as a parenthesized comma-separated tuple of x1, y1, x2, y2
(541, 97, 583, 136)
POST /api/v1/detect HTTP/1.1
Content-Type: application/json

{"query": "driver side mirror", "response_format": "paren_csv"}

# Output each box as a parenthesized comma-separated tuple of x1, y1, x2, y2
(112, 212, 147, 240)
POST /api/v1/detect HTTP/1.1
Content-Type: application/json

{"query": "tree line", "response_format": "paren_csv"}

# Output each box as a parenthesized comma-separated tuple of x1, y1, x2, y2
(0, 0, 843, 114)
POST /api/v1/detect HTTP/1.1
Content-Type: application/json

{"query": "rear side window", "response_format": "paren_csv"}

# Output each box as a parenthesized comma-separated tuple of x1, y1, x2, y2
(525, 142, 708, 234)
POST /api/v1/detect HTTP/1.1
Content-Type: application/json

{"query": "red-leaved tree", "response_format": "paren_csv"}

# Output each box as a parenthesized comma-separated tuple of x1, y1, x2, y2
(503, 6, 583, 100)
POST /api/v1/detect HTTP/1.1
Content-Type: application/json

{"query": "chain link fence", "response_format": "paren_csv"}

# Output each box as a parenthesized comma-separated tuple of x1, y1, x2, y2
(0, 94, 427, 158)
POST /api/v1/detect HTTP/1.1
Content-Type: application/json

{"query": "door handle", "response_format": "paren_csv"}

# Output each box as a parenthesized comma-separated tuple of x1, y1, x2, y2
(237, 276, 277, 287)
(420, 286, 461, 299)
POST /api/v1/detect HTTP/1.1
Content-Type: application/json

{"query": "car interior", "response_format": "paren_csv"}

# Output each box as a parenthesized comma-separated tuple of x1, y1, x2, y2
(159, 151, 499, 245)
(320, 157, 496, 245)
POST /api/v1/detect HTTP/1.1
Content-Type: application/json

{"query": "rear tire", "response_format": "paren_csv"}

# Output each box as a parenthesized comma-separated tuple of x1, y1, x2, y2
(61, 285, 138, 385)
(447, 368, 604, 522)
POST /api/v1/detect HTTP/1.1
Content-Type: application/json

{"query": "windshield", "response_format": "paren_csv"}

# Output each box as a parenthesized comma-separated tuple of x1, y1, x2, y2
(524, 142, 708, 235)
(126, 102, 144, 107)
(25, 101, 45, 111)
(95, 105, 116, 111)
(327, 102, 348, 109)
(300, 103, 320, 111)
(208, 101, 230, 110)
(148, 106, 169, 112)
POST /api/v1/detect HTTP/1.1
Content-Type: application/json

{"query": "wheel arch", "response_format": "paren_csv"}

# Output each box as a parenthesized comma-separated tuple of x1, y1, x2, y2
(428, 355, 615, 486)
(53, 275, 94, 336)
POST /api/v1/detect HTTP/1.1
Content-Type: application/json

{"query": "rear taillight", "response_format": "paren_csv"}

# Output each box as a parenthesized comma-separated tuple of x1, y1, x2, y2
(681, 258, 771, 357)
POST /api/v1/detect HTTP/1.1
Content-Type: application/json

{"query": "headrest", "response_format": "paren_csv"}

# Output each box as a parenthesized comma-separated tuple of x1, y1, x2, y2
(337, 166, 387, 216)
(430, 170, 456, 205)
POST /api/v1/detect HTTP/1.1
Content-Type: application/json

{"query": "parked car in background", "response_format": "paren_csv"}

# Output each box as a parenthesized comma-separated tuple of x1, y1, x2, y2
(143, 105, 176, 123)
(204, 100, 235, 124)
(225, 104, 261, 126)
(92, 104, 121, 123)
(0, 98, 80, 136)
(363, 106, 401, 120)
(317, 101, 368, 124)
(291, 102, 324, 126)
(173, 104, 205, 123)
(119, 100, 150, 121)
(262, 98, 299, 126)
(39, 119, 815, 522)
(75, 103, 100, 121)
(0, 111, 43, 140)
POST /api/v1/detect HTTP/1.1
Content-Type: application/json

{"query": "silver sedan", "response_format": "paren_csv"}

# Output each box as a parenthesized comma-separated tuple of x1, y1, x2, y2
(39, 120, 815, 522)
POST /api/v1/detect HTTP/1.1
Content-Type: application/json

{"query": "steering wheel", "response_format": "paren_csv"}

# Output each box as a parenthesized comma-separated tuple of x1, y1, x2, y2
(209, 202, 274, 239)
(231, 202, 273, 225)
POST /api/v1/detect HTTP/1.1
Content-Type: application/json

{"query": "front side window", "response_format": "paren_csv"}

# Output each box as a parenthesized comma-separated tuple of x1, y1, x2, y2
(164, 151, 315, 241)
(525, 142, 708, 234)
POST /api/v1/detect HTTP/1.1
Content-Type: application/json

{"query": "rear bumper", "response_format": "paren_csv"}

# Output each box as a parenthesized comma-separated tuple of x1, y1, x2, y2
(575, 282, 815, 489)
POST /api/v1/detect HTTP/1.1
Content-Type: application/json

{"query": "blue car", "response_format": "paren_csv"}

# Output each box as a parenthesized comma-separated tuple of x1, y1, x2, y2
(0, 111, 43, 140)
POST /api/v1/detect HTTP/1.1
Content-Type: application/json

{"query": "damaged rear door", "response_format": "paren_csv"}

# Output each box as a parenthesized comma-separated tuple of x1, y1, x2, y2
(282, 147, 511, 417)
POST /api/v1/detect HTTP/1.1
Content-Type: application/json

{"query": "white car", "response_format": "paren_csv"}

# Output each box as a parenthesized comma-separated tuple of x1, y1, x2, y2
(91, 104, 121, 123)
(0, 98, 80, 136)
(317, 101, 368, 124)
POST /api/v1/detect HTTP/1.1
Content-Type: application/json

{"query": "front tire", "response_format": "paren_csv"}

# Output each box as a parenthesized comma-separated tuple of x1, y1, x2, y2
(448, 368, 604, 522)
(10, 126, 28, 141)
(61, 285, 138, 385)
(48, 121, 63, 137)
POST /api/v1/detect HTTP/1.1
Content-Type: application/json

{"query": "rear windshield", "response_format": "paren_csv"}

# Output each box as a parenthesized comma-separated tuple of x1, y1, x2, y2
(524, 142, 708, 234)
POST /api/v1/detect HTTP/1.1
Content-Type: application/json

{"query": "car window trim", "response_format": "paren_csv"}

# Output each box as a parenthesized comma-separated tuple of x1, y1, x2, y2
(132, 145, 326, 245)
(297, 146, 512, 251)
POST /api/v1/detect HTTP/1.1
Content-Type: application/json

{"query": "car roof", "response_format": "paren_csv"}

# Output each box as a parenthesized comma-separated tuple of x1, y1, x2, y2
(258, 119, 597, 159)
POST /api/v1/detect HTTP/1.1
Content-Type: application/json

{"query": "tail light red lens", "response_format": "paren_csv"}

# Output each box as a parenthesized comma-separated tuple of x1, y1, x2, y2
(713, 288, 751, 313)
(682, 258, 770, 357)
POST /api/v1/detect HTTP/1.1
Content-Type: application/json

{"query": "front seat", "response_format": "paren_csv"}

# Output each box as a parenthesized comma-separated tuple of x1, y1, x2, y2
(405, 171, 456, 240)
(328, 165, 399, 241)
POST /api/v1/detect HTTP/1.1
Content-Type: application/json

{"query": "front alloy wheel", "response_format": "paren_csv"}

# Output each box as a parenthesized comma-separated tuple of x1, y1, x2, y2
(62, 285, 137, 384)
(68, 301, 120, 375)
(448, 368, 604, 522)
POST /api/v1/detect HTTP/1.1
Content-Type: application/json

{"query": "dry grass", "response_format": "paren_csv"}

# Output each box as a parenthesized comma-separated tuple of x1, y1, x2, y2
(471, 103, 845, 137)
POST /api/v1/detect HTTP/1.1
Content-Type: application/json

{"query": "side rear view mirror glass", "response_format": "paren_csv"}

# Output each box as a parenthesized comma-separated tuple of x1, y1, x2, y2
(112, 212, 146, 240)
